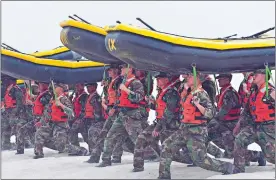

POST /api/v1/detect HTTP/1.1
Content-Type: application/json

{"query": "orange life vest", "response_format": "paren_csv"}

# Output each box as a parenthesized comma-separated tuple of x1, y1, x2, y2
(84, 93, 95, 119)
(4, 84, 22, 109)
(249, 83, 275, 123)
(217, 85, 241, 121)
(117, 76, 140, 108)
(155, 82, 179, 119)
(73, 91, 87, 118)
(50, 95, 68, 122)
(107, 76, 119, 106)
(180, 87, 208, 124)
(33, 90, 49, 116)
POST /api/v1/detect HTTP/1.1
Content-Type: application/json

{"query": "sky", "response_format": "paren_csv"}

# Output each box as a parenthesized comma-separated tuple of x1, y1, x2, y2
(2, 1, 275, 91)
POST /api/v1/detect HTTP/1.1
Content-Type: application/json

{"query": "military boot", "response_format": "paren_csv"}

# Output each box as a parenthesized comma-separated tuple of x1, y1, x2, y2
(111, 156, 121, 163)
(15, 149, 24, 155)
(132, 167, 144, 172)
(157, 174, 171, 179)
(86, 155, 100, 163)
(96, 160, 111, 167)
(258, 152, 266, 166)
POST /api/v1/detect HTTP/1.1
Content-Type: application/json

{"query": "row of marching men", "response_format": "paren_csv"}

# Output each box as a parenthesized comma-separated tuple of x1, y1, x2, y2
(1, 64, 275, 178)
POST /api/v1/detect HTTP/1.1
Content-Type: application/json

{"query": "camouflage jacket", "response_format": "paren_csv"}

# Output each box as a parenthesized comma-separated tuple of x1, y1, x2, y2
(182, 88, 216, 123)
(85, 92, 104, 121)
(152, 87, 181, 132)
(215, 86, 240, 121)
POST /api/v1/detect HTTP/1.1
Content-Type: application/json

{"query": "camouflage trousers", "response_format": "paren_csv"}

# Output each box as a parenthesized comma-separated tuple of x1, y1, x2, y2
(1, 109, 32, 150)
(159, 123, 234, 179)
(134, 124, 193, 169)
(233, 121, 275, 172)
(207, 120, 262, 162)
(68, 118, 90, 149)
(101, 109, 143, 163)
(34, 121, 69, 156)
(1, 109, 17, 149)
(90, 114, 127, 160)
(16, 119, 35, 152)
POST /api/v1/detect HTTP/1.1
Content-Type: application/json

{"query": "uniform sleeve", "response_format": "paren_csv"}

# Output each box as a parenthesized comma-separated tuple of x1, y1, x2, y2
(91, 94, 103, 121)
(155, 89, 180, 132)
(79, 94, 88, 119)
(11, 87, 24, 114)
(60, 96, 74, 118)
(268, 88, 275, 108)
(215, 90, 240, 120)
(197, 91, 216, 120)
(128, 79, 145, 103)
(40, 93, 52, 106)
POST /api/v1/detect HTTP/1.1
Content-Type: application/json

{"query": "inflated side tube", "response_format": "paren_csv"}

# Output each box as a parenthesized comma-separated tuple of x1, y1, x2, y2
(1, 49, 108, 84)
(31, 46, 82, 60)
(105, 24, 275, 74)
(60, 20, 123, 64)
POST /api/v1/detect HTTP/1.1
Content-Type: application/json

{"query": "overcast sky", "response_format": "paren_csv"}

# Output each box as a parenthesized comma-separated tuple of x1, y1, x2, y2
(2, 1, 275, 53)
(2, 1, 275, 91)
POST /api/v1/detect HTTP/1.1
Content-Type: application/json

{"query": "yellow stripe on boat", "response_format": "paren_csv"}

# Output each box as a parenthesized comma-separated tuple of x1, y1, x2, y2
(16, 80, 24, 84)
(1, 49, 106, 68)
(60, 20, 107, 36)
(105, 24, 275, 50)
(31, 46, 70, 57)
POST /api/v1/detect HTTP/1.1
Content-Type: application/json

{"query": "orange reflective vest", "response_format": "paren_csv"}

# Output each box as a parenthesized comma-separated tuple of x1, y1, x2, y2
(249, 83, 275, 123)
(155, 83, 179, 119)
(217, 85, 241, 121)
(107, 76, 119, 106)
(117, 76, 140, 108)
(33, 90, 49, 116)
(84, 93, 95, 119)
(50, 95, 68, 122)
(73, 91, 87, 118)
(180, 87, 208, 124)
(4, 84, 22, 109)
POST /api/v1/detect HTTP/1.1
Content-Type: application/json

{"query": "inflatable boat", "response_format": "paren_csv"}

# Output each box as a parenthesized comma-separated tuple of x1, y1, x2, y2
(31, 46, 82, 60)
(1, 49, 108, 84)
(105, 24, 275, 74)
(60, 19, 122, 64)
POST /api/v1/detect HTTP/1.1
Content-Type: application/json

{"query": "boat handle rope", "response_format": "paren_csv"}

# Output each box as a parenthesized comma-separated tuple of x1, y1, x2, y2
(213, 74, 219, 96)
(264, 63, 274, 98)
(122, 64, 130, 85)
(100, 64, 107, 98)
(192, 64, 197, 92)
(147, 72, 151, 96)
(50, 79, 58, 105)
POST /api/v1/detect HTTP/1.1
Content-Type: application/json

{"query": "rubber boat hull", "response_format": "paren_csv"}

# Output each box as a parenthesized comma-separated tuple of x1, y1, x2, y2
(32, 46, 82, 60)
(1, 50, 108, 84)
(105, 30, 275, 74)
(60, 20, 122, 64)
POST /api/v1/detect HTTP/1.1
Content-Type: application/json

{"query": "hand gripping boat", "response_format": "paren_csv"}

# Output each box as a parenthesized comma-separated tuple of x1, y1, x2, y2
(31, 46, 82, 60)
(60, 19, 123, 64)
(1, 49, 108, 84)
(104, 24, 275, 74)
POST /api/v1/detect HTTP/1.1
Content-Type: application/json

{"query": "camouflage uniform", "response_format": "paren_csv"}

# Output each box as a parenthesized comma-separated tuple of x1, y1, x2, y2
(158, 88, 234, 179)
(68, 91, 88, 148)
(34, 94, 74, 158)
(97, 76, 145, 167)
(18, 90, 52, 154)
(2, 84, 26, 151)
(68, 92, 104, 156)
(232, 84, 275, 173)
(88, 76, 134, 163)
(133, 85, 193, 171)
(207, 84, 263, 163)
